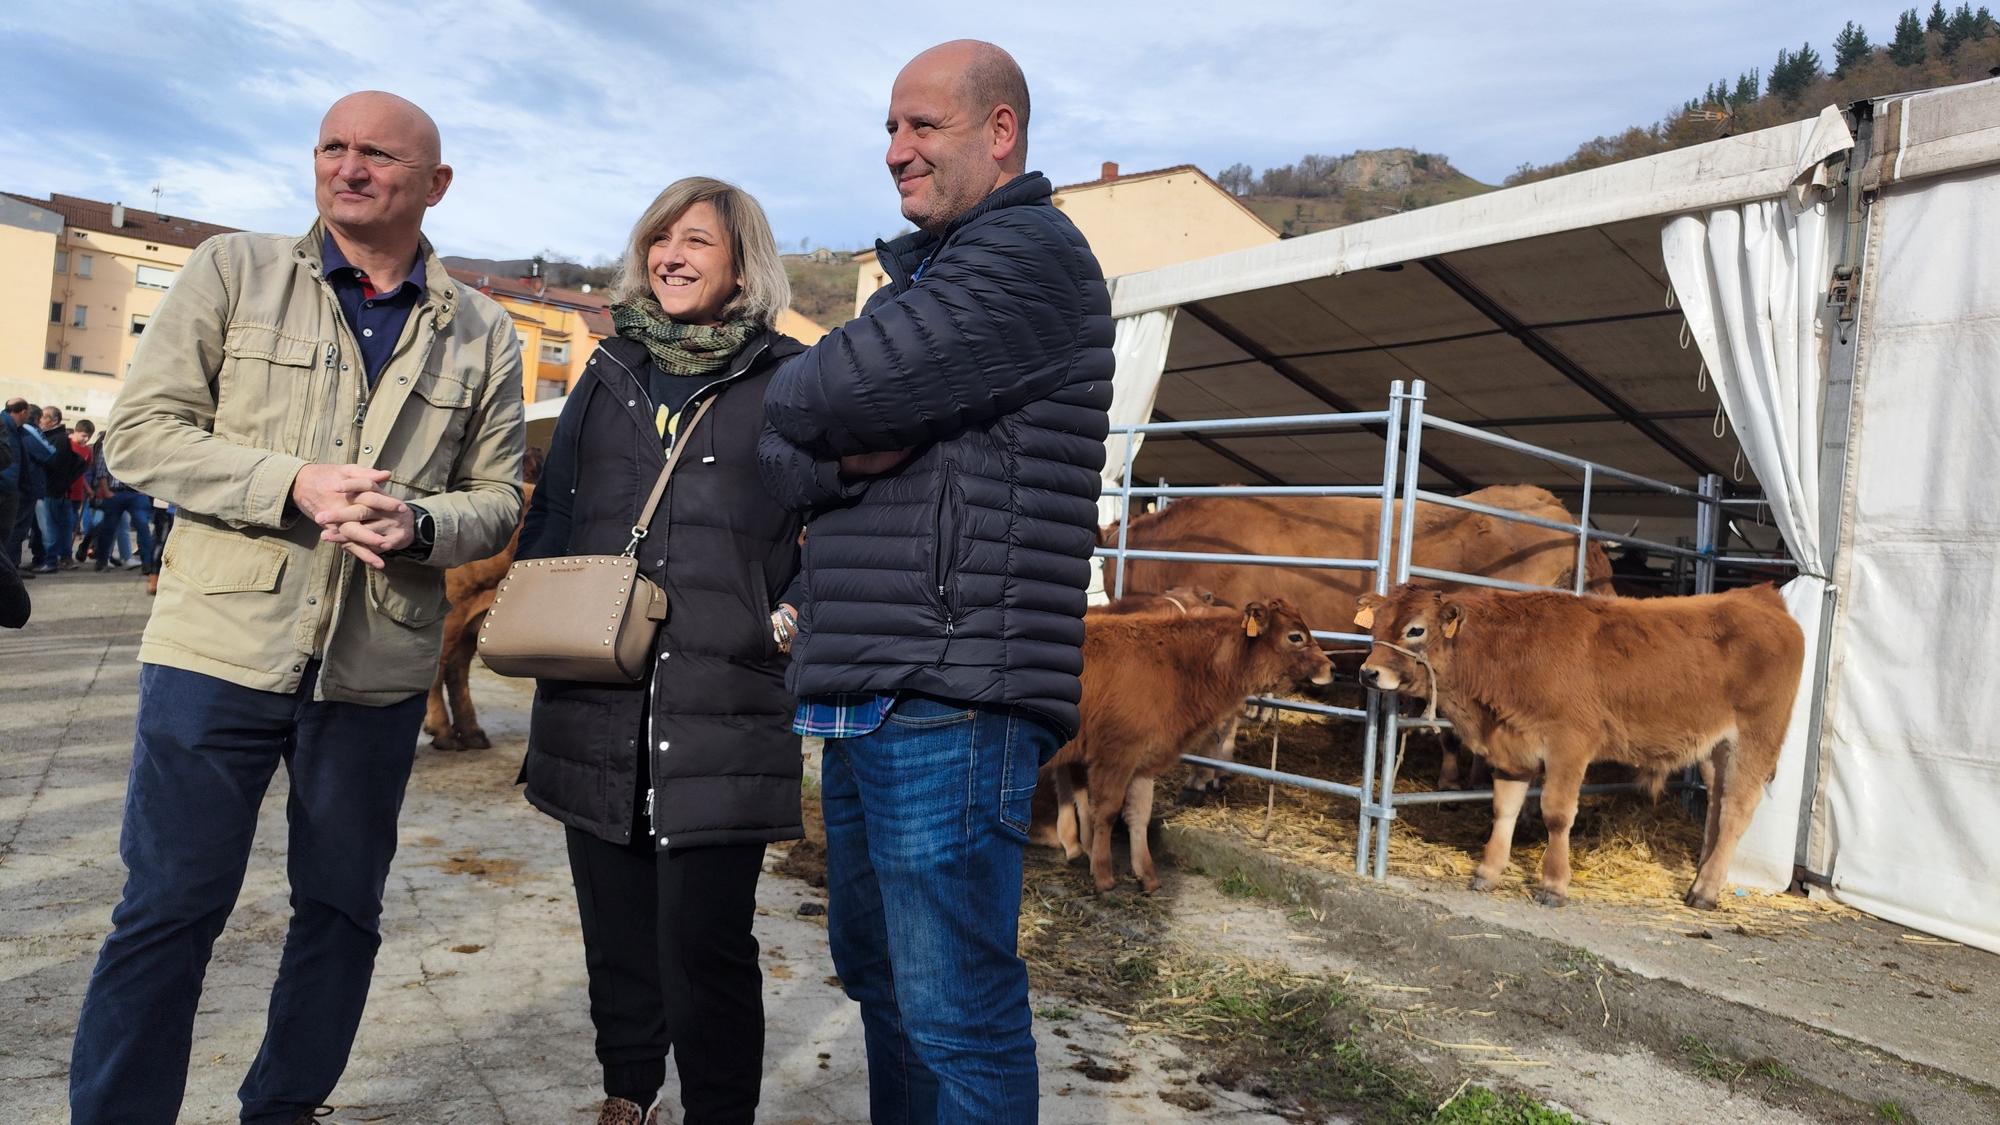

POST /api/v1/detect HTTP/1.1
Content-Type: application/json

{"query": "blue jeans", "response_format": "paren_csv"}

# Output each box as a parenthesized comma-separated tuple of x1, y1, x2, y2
(822, 695, 1059, 1124)
(34, 496, 74, 569)
(94, 490, 154, 567)
(70, 663, 424, 1125)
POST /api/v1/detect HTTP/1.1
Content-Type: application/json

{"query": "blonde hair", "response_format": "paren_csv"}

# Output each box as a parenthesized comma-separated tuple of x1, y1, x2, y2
(613, 177, 791, 327)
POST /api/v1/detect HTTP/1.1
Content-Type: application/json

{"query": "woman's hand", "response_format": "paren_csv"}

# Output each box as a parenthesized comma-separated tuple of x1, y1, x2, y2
(770, 603, 800, 654)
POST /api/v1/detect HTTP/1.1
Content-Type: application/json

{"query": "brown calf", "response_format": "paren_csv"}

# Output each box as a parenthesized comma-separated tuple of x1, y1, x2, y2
(1051, 599, 1334, 894)
(423, 478, 535, 751)
(1038, 587, 1234, 854)
(1356, 584, 1803, 908)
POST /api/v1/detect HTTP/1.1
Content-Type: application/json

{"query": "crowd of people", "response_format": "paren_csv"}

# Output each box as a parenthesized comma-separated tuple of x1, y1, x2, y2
(2, 397, 170, 589)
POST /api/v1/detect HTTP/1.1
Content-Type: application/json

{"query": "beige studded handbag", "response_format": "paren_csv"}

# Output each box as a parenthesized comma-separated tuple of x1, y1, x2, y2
(476, 397, 714, 683)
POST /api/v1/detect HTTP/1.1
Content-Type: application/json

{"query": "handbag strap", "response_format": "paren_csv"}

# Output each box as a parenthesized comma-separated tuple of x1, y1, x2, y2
(621, 394, 717, 557)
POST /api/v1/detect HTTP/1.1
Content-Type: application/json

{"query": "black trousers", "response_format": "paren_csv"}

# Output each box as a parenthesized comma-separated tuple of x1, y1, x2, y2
(564, 823, 767, 1124)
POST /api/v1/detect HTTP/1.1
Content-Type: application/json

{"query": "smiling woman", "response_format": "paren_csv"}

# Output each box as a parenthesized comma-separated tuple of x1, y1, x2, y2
(512, 175, 807, 1124)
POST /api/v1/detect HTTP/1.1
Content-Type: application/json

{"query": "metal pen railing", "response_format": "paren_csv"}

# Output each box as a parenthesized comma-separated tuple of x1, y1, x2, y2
(1091, 379, 1794, 881)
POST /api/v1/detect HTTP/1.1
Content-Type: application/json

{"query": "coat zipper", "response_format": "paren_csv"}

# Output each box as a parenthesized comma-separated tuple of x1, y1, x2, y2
(933, 461, 957, 652)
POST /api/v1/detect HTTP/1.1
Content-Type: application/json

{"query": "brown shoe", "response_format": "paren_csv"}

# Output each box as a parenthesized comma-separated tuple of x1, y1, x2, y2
(596, 1096, 662, 1125)
(146, 572, 159, 596)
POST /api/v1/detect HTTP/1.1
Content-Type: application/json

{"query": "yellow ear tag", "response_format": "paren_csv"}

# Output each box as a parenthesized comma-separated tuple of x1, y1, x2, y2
(1443, 617, 1460, 639)
(1352, 606, 1375, 629)
(1244, 615, 1262, 637)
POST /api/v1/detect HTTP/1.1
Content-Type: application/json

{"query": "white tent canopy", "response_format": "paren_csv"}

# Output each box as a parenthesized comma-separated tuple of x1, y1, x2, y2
(1096, 79, 2000, 951)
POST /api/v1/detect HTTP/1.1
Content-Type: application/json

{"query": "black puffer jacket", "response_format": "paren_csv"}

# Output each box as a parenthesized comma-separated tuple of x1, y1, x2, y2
(758, 173, 1113, 738)
(520, 332, 805, 849)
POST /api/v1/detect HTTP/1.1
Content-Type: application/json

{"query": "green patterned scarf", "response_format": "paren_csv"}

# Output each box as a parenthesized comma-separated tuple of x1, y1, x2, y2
(610, 297, 759, 377)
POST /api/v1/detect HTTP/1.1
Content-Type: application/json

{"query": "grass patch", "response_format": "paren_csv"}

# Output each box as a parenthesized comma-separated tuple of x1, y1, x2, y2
(1681, 1035, 1749, 1084)
(1556, 945, 1602, 974)
(1034, 1004, 1077, 1021)
(1434, 1086, 1580, 1124)
(1877, 1101, 1911, 1123)
(1218, 868, 1267, 898)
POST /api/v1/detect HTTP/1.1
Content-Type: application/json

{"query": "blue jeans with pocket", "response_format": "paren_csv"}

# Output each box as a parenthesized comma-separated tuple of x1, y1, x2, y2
(70, 662, 424, 1125)
(821, 694, 1060, 1124)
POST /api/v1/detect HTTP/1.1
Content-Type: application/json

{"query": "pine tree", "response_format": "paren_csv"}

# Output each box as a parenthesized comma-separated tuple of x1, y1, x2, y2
(1892, 8, 1929, 63)
(1977, 6, 1997, 37)
(1768, 43, 1824, 103)
(1833, 20, 1873, 76)
(1927, 0, 1948, 31)
(1732, 69, 1760, 106)
(1943, 2, 1977, 53)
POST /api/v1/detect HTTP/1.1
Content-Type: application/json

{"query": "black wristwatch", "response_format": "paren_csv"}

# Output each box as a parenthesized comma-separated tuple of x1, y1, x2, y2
(403, 503, 436, 560)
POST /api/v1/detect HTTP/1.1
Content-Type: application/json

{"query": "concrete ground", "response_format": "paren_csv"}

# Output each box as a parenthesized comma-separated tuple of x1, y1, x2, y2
(0, 570, 1288, 1124)
(12, 569, 1997, 1124)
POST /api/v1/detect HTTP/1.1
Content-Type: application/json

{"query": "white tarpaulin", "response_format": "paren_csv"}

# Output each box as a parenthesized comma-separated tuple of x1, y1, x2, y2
(1110, 106, 1854, 319)
(1661, 195, 1837, 892)
(1819, 162, 2000, 953)
(1089, 305, 1177, 603)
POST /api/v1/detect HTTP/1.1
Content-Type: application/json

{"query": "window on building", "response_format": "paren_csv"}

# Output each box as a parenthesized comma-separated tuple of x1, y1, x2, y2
(131, 313, 150, 336)
(50, 301, 63, 324)
(54, 250, 68, 274)
(72, 305, 88, 328)
(45, 352, 58, 369)
(68, 355, 83, 372)
(135, 264, 176, 290)
(535, 378, 568, 402)
(539, 340, 570, 366)
(77, 254, 93, 278)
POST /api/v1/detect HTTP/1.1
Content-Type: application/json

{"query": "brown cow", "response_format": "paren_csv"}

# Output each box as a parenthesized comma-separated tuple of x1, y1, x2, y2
(1037, 587, 1235, 853)
(1355, 584, 1803, 908)
(1050, 599, 1334, 894)
(1106, 485, 1614, 795)
(424, 448, 542, 751)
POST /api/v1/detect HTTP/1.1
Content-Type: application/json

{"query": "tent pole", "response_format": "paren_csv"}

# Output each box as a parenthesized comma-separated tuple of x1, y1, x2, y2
(1794, 101, 1876, 883)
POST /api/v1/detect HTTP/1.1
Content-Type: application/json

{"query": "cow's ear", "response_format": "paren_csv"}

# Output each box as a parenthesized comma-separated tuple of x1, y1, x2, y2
(1441, 602, 1464, 639)
(1243, 601, 1267, 637)
(1354, 591, 1384, 629)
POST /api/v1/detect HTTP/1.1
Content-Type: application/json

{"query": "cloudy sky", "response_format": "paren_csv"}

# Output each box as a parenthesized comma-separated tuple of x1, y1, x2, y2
(3, 0, 1917, 260)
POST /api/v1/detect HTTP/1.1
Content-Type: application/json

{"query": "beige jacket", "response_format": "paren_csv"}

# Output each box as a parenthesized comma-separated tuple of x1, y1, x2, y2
(106, 224, 524, 703)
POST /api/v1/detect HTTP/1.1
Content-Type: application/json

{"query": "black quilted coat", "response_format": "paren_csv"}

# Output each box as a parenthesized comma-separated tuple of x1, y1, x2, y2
(758, 173, 1113, 738)
(519, 332, 806, 849)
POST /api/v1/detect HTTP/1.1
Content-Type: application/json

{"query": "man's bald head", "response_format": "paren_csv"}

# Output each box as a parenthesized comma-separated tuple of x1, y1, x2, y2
(315, 90, 452, 248)
(886, 41, 1032, 232)
(322, 91, 441, 165)
(903, 40, 1030, 171)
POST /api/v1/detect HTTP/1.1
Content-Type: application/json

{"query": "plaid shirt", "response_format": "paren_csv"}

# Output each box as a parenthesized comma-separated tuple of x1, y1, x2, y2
(794, 693, 897, 739)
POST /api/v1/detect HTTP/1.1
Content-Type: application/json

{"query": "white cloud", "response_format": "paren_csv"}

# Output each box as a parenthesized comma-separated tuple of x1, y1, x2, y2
(2, 0, 1922, 261)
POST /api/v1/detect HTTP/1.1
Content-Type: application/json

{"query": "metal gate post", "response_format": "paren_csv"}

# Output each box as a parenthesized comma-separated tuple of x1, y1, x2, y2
(1112, 430, 1139, 599)
(1373, 380, 1430, 880)
(1357, 382, 1406, 873)
(1573, 464, 1595, 594)
(1694, 474, 1722, 596)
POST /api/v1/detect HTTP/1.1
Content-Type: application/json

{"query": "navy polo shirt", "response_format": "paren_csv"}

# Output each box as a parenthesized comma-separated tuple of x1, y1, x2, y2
(322, 233, 425, 388)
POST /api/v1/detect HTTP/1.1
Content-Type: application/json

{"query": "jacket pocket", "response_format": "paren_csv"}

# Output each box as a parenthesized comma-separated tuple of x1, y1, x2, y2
(930, 461, 961, 620)
(162, 522, 287, 593)
(216, 324, 316, 455)
(367, 564, 450, 627)
(398, 363, 478, 490)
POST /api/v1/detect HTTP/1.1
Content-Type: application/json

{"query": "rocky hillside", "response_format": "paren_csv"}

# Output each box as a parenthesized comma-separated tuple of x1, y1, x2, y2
(1224, 148, 1494, 238)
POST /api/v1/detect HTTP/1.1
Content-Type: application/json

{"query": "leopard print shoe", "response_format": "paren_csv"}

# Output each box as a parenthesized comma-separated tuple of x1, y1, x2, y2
(595, 1095, 662, 1125)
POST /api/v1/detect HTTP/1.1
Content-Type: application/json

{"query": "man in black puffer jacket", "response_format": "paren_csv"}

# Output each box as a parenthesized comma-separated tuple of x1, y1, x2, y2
(760, 39, 1111, 1123)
